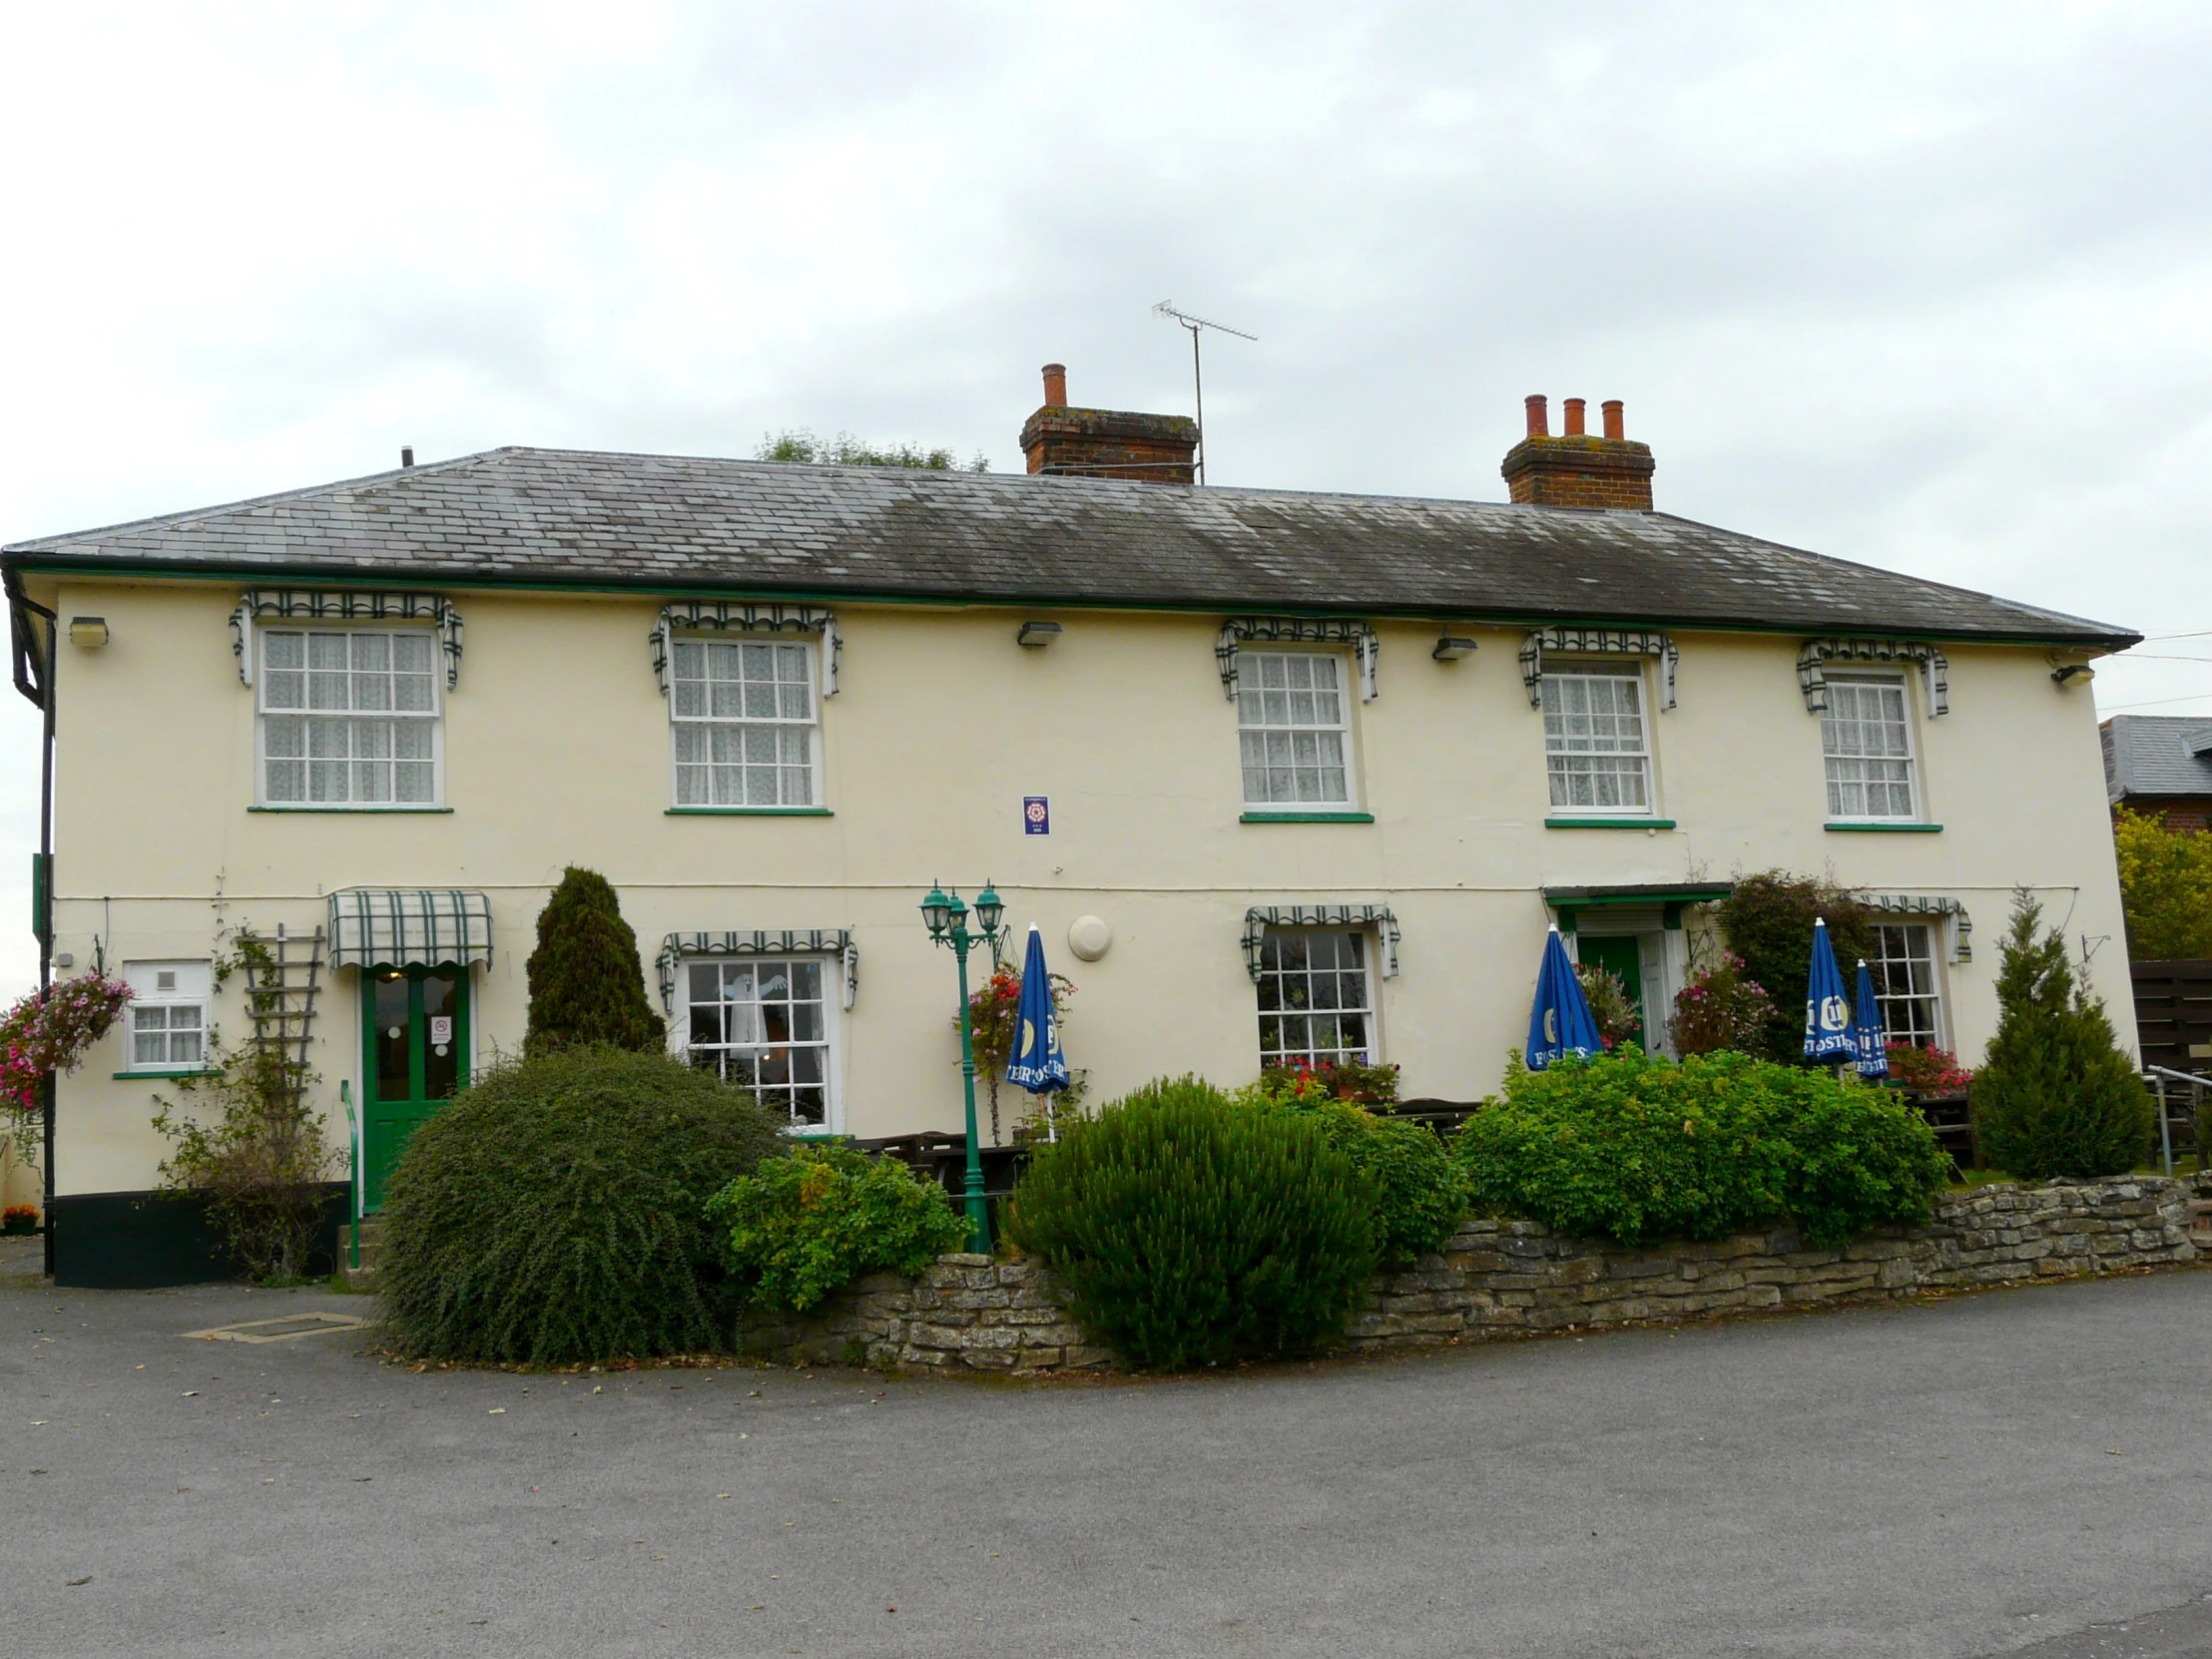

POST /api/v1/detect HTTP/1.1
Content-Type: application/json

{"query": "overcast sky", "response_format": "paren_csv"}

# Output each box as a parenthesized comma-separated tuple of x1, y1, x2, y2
(1, 1, 2208, 995)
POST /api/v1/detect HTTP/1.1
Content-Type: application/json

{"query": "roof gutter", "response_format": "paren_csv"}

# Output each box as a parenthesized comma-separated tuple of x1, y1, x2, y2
(0, 552, 2144, 655)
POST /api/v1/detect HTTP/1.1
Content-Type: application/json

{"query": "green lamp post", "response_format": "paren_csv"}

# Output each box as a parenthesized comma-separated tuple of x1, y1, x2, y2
(920, 878, 1005, 1254)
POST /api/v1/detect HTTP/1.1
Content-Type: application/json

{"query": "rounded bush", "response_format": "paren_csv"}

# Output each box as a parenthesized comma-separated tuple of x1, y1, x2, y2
(1457, 1048, 1947, 1249)
(708, 1143, 969, 1313)
(1006, 1077, 1379, 1371)
(378, 1047, 784, 1364)
(1269, 1097, 1467, 1262)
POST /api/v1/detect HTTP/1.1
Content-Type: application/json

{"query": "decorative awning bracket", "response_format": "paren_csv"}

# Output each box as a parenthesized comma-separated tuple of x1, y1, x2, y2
(1241, 903, 1400, 980)
(233, 590, 463, 689)
(651, 602, 840, 697)
(1216, 618, 1380, 703)
(1799, 638, 1948, 717)
(1518, 626, 1678, 710)
(656, 928, 858, 1013)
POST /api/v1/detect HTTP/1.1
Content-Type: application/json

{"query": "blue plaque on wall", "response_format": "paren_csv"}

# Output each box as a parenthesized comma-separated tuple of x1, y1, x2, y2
(1022, 796, 1050, 835)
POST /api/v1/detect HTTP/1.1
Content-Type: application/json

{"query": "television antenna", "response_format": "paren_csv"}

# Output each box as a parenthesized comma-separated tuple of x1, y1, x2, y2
(1153, 300, 1256, 485)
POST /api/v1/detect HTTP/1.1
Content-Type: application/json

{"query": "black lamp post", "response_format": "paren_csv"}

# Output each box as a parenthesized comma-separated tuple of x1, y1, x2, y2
(920, 879, 1004, 1252)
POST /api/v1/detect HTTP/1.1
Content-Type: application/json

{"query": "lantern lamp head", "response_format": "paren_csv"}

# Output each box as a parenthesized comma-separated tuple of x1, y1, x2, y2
(920, 883, 952, 939)
(973, 881, 1004, 936)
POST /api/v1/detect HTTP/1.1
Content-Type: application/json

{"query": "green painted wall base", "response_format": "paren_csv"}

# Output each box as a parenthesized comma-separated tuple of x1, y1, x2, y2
(47, 1186, 348, 1289)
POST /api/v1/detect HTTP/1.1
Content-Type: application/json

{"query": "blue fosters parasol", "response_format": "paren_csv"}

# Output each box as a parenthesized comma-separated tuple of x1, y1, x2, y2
(1853, 959, 1890, 1080)
(1005, 925, 1070, 1132)
(1526, 925, 1602, 1070)
(1803, 916, 1858, 1063)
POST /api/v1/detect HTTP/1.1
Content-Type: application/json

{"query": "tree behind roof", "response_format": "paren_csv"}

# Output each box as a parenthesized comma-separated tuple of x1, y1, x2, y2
(1971, 888, 2152, 1180)
(2112, 808, 2212, 960)
(524, 867, 666, 1057)
(756, 428, 988, 472)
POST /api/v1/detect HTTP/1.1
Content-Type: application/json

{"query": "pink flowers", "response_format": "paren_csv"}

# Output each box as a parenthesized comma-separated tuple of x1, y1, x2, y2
(1885, 1042, 1973, 1094)
(0, 975, 134, 1114)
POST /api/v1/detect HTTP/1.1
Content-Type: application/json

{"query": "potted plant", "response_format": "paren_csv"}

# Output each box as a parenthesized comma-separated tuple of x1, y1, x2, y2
(2, 1204, 38, 1236)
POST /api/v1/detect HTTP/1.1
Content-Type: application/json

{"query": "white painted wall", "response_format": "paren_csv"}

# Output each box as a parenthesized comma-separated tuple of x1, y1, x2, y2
(26, 576, 2132, 1196)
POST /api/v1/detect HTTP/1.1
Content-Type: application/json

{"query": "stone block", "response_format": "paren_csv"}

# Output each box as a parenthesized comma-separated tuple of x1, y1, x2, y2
(1063, 1346, 1117, 1370)
(938, 1288, 1013, 1312)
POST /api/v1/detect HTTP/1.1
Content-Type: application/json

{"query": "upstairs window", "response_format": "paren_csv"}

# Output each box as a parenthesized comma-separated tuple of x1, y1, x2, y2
(1542, 667, 1652, 814)
(681, 956, 833, 1130)
(1822, 673, 1918, 820)
(1238, 652, 1354, 807)
(670, 639, 820, 808)
(259, 630, 440, 807)
(1256, 929, 1376, 1069)
(123, 960, 211, 1072)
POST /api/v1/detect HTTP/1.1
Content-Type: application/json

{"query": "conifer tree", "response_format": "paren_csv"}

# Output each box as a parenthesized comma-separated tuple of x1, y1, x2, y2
(524, 867, 666, 1057)
(1971, 889, 2152, 1180)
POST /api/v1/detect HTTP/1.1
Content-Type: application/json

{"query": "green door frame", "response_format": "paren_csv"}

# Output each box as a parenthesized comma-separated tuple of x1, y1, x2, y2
(360, 965, 470, 1212)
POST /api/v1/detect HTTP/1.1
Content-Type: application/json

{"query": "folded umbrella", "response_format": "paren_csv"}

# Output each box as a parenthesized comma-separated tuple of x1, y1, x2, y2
(1005, 925, 1070, 1136)
(1853, 959, 1890, 1079)
(1526, 925, 1602, 1070)
(1803, 916, 1858, 1063)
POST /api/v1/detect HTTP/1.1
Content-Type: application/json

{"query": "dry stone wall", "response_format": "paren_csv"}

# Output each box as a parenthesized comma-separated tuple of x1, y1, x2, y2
(734, 1176, 2206, 1377)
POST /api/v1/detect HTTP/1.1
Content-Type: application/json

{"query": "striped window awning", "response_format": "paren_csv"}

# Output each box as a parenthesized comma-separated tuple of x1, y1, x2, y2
(656, 929, 858, 1012)
(232, 590, 463, 688)
(650, 602, 841, 696)
(1860, 892, 1972, 961)
(1798, 638, 1949, 717)
(1518, 626, 1678, 710)
(1216, 618, 1381, 702)
(327, 889, 495, 970)
(1241, 903, 1400, 979)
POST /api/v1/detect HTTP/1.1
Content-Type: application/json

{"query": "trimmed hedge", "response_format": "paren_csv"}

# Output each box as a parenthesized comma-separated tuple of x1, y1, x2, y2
(378, 1047, 784, 1364)
(1456, 1048, 1949, 1248)
(1007, 1077, 1378, 1371)
(708, 1143, 968, 1313)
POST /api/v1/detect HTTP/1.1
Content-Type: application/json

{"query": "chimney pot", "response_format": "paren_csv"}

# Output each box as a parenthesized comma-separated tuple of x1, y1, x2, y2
(1563, 398, 1586, 437)
(1501, 393, 1653, 510)
(1041, 363, 1068, 408)
(1020, 365, 1196, 485)
(1524, 394, 1549, 438)
(400, 446, 414, 468)
(1601, 400, 1624, 441)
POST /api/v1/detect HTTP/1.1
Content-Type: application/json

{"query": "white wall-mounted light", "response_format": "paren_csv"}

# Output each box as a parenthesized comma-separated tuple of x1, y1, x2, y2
(68, 616, 109, 649)
(1431, 636, 1478, 661)
(1017, 621, 1063, 649)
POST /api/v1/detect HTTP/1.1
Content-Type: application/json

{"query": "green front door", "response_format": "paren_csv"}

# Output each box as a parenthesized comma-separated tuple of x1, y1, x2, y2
(1577, 935, 1645, 1049)
(362, 967, 469, 1211)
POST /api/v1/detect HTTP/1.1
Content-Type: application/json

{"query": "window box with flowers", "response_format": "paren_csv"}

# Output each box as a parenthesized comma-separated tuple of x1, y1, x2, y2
(2, 1204, 38, 1236)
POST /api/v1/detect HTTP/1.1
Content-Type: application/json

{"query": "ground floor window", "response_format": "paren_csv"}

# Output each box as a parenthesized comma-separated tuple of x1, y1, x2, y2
(1256, 929, 1375, 1068)
(123, 960, 211, 1070)
(682, 955, 833, 1129)
(1871, 922, 1943, 1048)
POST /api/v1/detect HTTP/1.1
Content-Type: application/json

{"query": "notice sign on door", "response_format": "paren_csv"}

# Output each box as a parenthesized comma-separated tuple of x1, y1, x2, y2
(430, 1016, 454, 1047)
(1022, 796, 1050, 835)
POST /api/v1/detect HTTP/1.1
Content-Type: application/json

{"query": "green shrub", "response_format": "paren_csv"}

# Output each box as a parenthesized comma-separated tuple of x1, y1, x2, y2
(378, 1047, 783, 1364)
(1456, 1048, 1946, 1248)
(1716, 873, 1878, 1064)
(708, 1143, 968, 1313)
(1239, 1074, 1466, 1261)
(1972, 891, 2154, 1180)
(1006, 1077, 1379, 1371)
(524, 867, 666, 1056)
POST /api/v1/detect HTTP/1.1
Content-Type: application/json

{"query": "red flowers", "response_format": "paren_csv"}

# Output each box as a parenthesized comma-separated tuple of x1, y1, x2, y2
(0, 974, 135, 1114)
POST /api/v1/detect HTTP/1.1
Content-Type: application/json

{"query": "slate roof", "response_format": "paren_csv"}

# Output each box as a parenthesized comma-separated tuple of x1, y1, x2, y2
(1, 444, 2137, 647)
(2103, 715, 2212, 802)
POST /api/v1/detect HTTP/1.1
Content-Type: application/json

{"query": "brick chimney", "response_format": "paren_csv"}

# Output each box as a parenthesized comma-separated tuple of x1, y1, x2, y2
(1019, 363, 1199, 485)
(1500, 394, 1655, 510)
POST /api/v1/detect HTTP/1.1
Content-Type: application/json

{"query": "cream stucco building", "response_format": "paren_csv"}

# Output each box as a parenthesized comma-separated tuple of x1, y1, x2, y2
(2, 378, 2140, 1284)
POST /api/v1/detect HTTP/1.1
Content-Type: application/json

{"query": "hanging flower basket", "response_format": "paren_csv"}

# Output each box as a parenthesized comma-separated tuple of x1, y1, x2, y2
(0, 974, 136, 1114)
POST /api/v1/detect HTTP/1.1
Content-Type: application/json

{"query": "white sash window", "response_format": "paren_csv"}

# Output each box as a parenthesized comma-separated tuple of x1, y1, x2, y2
(1238, 651, 1355, 807)
(1822, 673, 1918, 821)
(1255, 929, 1376, 1068)
(680, 955, 836, 1131)
(670, 638, 820, 808)
(1542, 667, 1652, 813)
(259, 629, 440, 807)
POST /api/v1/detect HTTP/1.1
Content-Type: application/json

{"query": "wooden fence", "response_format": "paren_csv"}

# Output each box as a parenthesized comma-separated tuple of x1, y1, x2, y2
(2132, 958, 2212, 1075)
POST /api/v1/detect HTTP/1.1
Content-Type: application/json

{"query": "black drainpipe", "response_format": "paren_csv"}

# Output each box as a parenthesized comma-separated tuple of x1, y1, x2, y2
(9, 570, 57, 1277)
